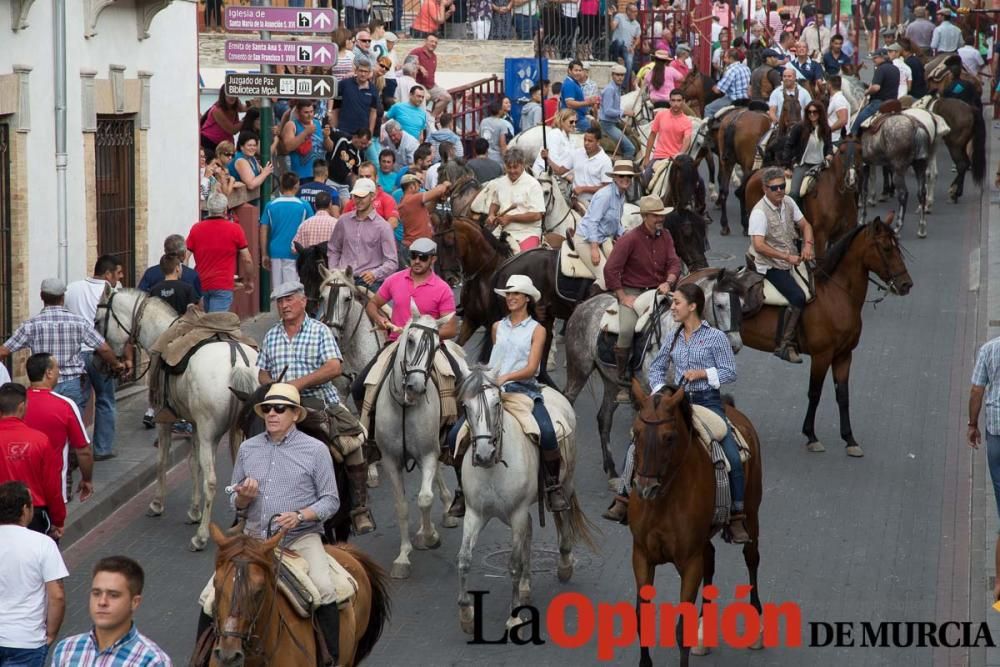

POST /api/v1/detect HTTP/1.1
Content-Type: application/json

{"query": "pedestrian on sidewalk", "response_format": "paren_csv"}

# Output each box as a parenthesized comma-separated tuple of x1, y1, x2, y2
(138, 235, 202, 298)
(0, 384, 66, 541)
(186, 193, 256, 313)
(0, 481, 67, 667)
(0, 279, 124, 413)
(968, 335, 1000, 601)
(148, 255, 200, 317)
(261, 173, 315, 287)
(24, 353, 93, 504)
(65, 255, 125, 461)
(51, 556, 170, 666)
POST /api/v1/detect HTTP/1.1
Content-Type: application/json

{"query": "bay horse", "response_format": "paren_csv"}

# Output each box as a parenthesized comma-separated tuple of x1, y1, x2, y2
(629, 380, 764, 667)
(922, 97, 987, 203)
(740, 216, 913, 455)
(743, 137, 862, 257)
(676, 69, 720, 118)
(207, 524, 390, 666)
(715, 108, 772, 235)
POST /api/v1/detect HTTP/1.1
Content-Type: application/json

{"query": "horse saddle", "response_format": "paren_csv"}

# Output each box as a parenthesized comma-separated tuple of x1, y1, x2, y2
(199, 547, 358, 619)
(734, 263, 814, 318)
(622, 203, 642, 230)
(558, 236, 612, 279)
(690, 404, 751, 471)
(454, 388, 573, 455)
(647, 158, 674, 196)
(599, 289, 664, 335)
(753, 127, 773, 171)
(150, 307, 258, 368)
(861, 101, 904, 132)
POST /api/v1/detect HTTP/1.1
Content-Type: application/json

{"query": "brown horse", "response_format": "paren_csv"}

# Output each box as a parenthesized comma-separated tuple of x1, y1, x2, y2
(923, 97, 987, 202)
(743, 137, 863, 257)
(629, 381, 764, 667)
(676, 69, 720, 118)
(740, 216, 913, 455)
(206, 524, 391, 667)
(715, 109, 771, 235)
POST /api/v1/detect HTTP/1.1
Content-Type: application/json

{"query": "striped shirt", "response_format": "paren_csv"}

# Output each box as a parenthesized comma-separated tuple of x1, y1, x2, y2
(972, 337, 1000, 434)
(716, 61, 752, 100)
(257, 318, 342, 406)
(3, 306, 105, 379)
(51, 624, 171, 666)
(648, 321, 737, 393)
(229, 428, 340, 543)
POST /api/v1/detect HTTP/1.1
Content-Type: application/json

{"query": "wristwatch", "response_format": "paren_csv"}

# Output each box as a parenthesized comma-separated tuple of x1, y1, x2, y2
(296, 511, 306, 524)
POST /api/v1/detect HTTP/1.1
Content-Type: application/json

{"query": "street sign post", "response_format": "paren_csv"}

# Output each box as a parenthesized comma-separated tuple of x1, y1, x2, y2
(225, 40, 337, 66)
(224, 7, 337, 33)
(225, 73, 336, 99)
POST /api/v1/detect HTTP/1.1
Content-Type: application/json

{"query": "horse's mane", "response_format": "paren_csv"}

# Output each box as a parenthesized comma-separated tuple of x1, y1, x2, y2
(666, 154, 700, 209)
(477, 221, 514, 258)
(713, 267, 746, 297)
(650, 385, 693, 432)
(457, 364, 498, 401)
(818, 221, 869, 277)
(116, 287, 179, 321)
(295, 242, 329, 300)
(215, 533, 277, 572)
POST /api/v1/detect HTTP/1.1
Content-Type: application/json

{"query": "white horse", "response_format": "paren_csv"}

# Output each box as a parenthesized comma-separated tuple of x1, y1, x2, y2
(377, 305, 465, 578)
(455, 366, 594, 634)
(535, 172, 580, 237)
(96, 289, 258, 551)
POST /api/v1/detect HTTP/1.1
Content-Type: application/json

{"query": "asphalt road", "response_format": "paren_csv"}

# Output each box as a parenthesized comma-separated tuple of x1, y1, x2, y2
(59, 144, 988, 667)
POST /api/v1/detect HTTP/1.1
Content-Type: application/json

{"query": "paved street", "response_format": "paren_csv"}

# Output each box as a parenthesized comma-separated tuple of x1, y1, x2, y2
(58, 141, 993, 666)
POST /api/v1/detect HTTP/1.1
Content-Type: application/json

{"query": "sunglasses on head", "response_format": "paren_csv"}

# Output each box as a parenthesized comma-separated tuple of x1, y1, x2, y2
(410, 252, 432, 262)
(767, 183, 786, 192)
(261, 404, 291, 414)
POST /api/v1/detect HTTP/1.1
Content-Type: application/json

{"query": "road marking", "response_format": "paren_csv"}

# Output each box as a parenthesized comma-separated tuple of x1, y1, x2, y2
(970, 248, 980, 292)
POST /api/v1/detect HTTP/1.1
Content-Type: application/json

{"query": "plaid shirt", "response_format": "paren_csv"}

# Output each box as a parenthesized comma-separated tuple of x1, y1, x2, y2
(648, 321, 737, 393)
(973, 337, 1000, 434)
(52, 624, 171, 666)
(291, 212, 338, 252)
(716, 61, 751, 100)
(3, 306, 105, 378)
(257, 317, 342, 405)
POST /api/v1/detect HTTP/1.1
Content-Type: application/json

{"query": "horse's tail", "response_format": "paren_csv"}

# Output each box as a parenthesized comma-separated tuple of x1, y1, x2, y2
(971, 108, 986, 185)
(722, 116, 739, 168)
(565, 492, 601, 554)
(342, 544, 392, 664)
(227, 364, 258, 463)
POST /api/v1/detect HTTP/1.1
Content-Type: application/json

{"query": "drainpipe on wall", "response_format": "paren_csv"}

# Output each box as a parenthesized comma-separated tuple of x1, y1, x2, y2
(54, 0, 69, 282)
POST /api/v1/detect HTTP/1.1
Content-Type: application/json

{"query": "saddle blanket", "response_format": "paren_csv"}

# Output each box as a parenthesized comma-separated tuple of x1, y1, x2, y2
(454, 387, 573, 455)
(559, 238, 613, 279)
(690, 404, 751, 471)
(785, 173, 816, 199)
(647, 158, 674, 197)
(200, 547, 358, 618)
(359, 340, 462, 429)
(599, 289, 665, 335)
(151, 307, 258, 367)
(761, 263, 813, 307)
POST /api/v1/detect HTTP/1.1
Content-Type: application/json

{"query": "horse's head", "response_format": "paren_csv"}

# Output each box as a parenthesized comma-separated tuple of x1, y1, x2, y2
(231, 382, 272, 441)
(318, 266, 359, 333)
(702, 269, 744, 352)
(778, 92, 801, 131)
(664, 210, 708, 271)
(630, 381, 693, 500)
(295, 242, 329, 315)
(209, 524, 283, 666)
(458, 366, 504, 467)
(432, 216, 463, 287)
(94, 288, 151, 356)
(393, 303, 451, 404)
(862, 215, 913, 296)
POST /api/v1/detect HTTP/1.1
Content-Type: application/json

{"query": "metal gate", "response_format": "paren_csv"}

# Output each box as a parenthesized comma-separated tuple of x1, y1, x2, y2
(95, 117, 136, 285)
(0, 124, 12, 349)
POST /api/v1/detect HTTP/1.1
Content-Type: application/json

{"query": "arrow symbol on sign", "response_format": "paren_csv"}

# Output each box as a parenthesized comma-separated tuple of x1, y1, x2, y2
(314, 13, 331, 28)
(315, 46, 332, 63)
(314, 79, 331, 96)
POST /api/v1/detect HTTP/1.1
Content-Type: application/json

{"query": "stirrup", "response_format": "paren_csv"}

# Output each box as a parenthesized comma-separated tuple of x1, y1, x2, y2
(350, 507, 375, 535)
(439, 446, 455, 467)
(545, 483, 570, 512)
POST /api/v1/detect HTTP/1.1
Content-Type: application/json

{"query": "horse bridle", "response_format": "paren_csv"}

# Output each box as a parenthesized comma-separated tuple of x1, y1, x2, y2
(836, 138, 860, 194)
(540, 180, 574, 234)
(711, 289, 742, 334)
(633, 391, 684, 491)
(95, 290, 160, 381)
(320, 279, 366, 342)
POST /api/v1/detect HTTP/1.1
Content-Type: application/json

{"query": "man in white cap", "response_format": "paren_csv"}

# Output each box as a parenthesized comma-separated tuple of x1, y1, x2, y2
(604, 195, 681, 401)
(575, 160, 635, 289)
(887, 43, 912, 98)
(226, 382, 343, 664)
(598, 64, 636, 160)
(328, 178, 398, 290)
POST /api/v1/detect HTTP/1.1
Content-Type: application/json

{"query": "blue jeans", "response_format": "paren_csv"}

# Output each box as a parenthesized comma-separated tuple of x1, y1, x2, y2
(353, 276, 383, 292)
(765, 268, 807, 308)
(0, 644, 48, 666)
(446, 382, 558, 452)
(55, 375, 89, 414)
(513, 14, 539, 40)
(688, 389, 744, 509)
(203, 289, 234, 313)
(600, 120, 636, 159)
(851, 99, 882, 136)
(83, 352, 117, 456)
(987, 433, 1000, 532)
(703, 95, 735, 119)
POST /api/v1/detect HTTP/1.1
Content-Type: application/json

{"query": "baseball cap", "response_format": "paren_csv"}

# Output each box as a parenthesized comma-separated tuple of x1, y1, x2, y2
(350, 178, 377, 196)
(400, 173, 422, 187)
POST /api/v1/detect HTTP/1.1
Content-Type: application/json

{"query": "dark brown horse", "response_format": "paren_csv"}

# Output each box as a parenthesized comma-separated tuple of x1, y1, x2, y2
(629, 381, 764, 667)
(923, 97, 987, 202)
(676, 69, 721, 118)
(740, 216, 913, 455)
(715, 109, 771, 235)
(743, 137, 863, 257)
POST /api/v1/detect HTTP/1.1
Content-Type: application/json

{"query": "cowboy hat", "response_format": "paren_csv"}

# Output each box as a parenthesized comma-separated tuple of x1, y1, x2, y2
(611, 64, 627, 75)
(638, 195, 673, 216)
(654, 49, 673, 61)
(607, 159, 639, 177)
(494, 274, 541, 302)
(254, 383, 307, 423)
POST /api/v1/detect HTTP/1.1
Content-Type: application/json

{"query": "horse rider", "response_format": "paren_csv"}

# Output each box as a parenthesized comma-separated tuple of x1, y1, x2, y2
(825, 75, 851, 140)
(747, 166, 816, 364)
(257, 281, 375, 535)
(768, 67, 812, 124)
(641, 89, 693, 186)
(328, 177, 398, 292)
(749, 49, 784, 102)
(533, 110, 578, 202)
(782, 99, 833, 204)
(575, 160, 636, 290)
(850, 49, 899, 137)
(228, 383, 342, 665)
(486, 148, 546, 252)
(605, 283, 751, 543)
(599, 64, 637, 161)
(443, 275, 569, 517)
(704, 48, 752, 119)
(604, 195, 682, 402)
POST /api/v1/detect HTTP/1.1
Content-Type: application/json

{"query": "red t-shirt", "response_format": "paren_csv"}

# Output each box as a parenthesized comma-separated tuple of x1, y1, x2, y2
(186, 216, 249, 291)
(544, 98, 559, 126)
(398, 192, 434, 246)
(409, 46, 438, 88)
(0, 417, 66, 526)
(24, 387, 89, 502)
(342, 188, 400, 222)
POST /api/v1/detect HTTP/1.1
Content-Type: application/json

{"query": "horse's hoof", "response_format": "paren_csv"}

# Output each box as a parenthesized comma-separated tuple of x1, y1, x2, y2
(367, 464, 380, 488)
(185, 511, 202, 525)
(189, 535, 208, 552)
(607, 476, 622, 492)
(442, 514, 460, 529)
(506, 613, 530, 632)
(750, 634, 765, 650)
(391, 562, 411, 579)
(146, 503, 163, 518)
(806, 440, 826, 453)
(691, 645, 711, 656)
(557, 562, 574, 582)
(413, 532, 441, 550)
(720, 226, 731, 236)
(846, 445, 865, 458)
(460, 609, 476, 635)
(917, 228, 927, 239)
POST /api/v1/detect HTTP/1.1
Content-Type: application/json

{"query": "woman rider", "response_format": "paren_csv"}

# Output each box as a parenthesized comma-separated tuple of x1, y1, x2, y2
(444, 275, 569, 517)
(782, 99, 833, 203)
(604, 283, 749, 543)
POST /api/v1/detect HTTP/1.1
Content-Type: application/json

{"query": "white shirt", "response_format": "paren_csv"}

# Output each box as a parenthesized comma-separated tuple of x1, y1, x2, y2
(65, 277, 112, 353)
(561, 0, 580, 18)
(0, 525, 68, 648)
(768, 84, 812, 121)
(958, 45, 985, 76)
(567, 148, 613, 203)
(531, 129, 573, 177)
(425, 162, 441, 190)
(827, 90, 850, 131)
(748, 196, 804, 274)
(0, 364, 10, 385)
(893, 57, 912, 97)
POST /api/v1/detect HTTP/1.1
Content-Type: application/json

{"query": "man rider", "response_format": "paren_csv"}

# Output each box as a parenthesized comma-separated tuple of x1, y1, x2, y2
(598, 64, 637, 160)
(328, 178, 398, 291)
(257, 281, 375, 535)
(603, 195, 682, 402)
(768, 67, 812, 123)
(851, 49, 899, 136)
(749, 49, 784, 101)
(641, 89, 693, 185)
(747, 166, 816, 363)
(486, 148, 546, 252)
(575, 160, 635, 290)
(704, 48, 752, 119)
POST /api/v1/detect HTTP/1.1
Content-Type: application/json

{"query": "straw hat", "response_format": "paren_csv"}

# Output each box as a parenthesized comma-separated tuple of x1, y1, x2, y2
(654, 49, 673, 61)
(607, 159, 639, 177)
(254, 383, 307, 423)
(494, 274, 541, 302)
(638, 195, 673, 216)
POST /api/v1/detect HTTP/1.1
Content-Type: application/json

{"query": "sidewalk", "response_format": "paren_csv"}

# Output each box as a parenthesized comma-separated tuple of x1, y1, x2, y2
(60, 312, 277, 548)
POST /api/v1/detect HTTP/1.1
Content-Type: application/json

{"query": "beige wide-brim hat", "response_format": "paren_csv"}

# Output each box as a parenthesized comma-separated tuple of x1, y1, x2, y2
(607, 159, 639, 177)
(494, 274, 542, 302)
(654, 49, 673, 61)
(254, 383, 307, 423)
(638, 195, 673, 216)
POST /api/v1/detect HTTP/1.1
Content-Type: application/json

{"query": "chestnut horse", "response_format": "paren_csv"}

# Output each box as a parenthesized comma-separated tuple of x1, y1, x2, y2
(740, 216, 913, 455)
(629, 381, 764, 667)
(206, 524, 391, 666)
(715, 109, 772, 235)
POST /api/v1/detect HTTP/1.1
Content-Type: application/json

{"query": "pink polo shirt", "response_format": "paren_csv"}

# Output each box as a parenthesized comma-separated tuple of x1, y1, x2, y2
(377, 269, 456, 341)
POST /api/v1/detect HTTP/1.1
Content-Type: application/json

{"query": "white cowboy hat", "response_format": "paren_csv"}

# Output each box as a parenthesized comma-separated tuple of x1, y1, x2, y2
(253, 383, 307, 423)
(494, 274, 541, 302)
(607, 159, 640, 177)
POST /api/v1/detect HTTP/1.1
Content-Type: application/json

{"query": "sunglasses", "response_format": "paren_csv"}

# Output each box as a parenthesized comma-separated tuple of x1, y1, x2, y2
(567, 120, 577, 125)
(359, 38, 371, 42)
(410, 252, 432, 262)
(261, 404, 291, 414)
(807, 109, 820, 115)
(767, 183, 786, 192)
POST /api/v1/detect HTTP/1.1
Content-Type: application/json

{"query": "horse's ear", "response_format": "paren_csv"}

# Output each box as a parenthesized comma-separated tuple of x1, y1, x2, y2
(345, 265, 353, 279)
(318, 263, 331, 281)
(436, 312, 454, 330)
(210, 523, 229, 546)
(631, 377, 648, 406)
(666, 385, 687, 409)
(881, 212, 895, 228)
(263, 529, 285, 553)
(229, 387, 250, 403)
(294, 241, 305, 255)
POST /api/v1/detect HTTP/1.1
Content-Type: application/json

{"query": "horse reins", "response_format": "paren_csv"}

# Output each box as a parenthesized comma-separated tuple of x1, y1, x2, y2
(391, 323, 442, 472)
(96, 290, 169, 382)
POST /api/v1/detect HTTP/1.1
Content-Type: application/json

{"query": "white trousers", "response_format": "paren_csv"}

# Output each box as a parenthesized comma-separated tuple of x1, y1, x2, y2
(575, 240, 608, 290)
(270, 258, 300, 290)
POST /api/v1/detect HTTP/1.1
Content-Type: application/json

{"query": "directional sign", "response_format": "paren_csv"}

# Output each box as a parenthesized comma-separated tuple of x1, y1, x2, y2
(224, 7, 337, 33)
(225, 40, 337, 66)
(225, 73, 337, 100)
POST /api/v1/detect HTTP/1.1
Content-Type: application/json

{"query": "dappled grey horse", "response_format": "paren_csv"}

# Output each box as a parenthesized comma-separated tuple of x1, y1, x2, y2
(860, 114, 931, 238)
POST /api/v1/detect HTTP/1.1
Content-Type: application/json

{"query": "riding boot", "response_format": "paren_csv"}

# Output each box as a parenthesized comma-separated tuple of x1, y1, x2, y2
(774, 307, 803, 364)
(447, 452, 466, 518)
(314, 603, 341, 666)
(614, 347, 632, 403)
(346, 464, 376, 535)
(601, 494, 629, 525)
(727, 512, 751, 544)
(542, 449, 570, 512)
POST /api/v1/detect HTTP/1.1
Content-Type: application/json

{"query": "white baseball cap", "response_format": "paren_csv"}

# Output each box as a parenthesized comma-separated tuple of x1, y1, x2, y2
(350, 178, 377, 197)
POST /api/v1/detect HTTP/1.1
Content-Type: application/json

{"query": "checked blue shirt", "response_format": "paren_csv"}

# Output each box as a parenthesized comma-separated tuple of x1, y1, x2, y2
(257, 317, 342, 405)
(973, 337, 1000, 434)
(51, 624, 170, 666)
(716, 62, 751, 101)
(648, 321, 737, 393)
